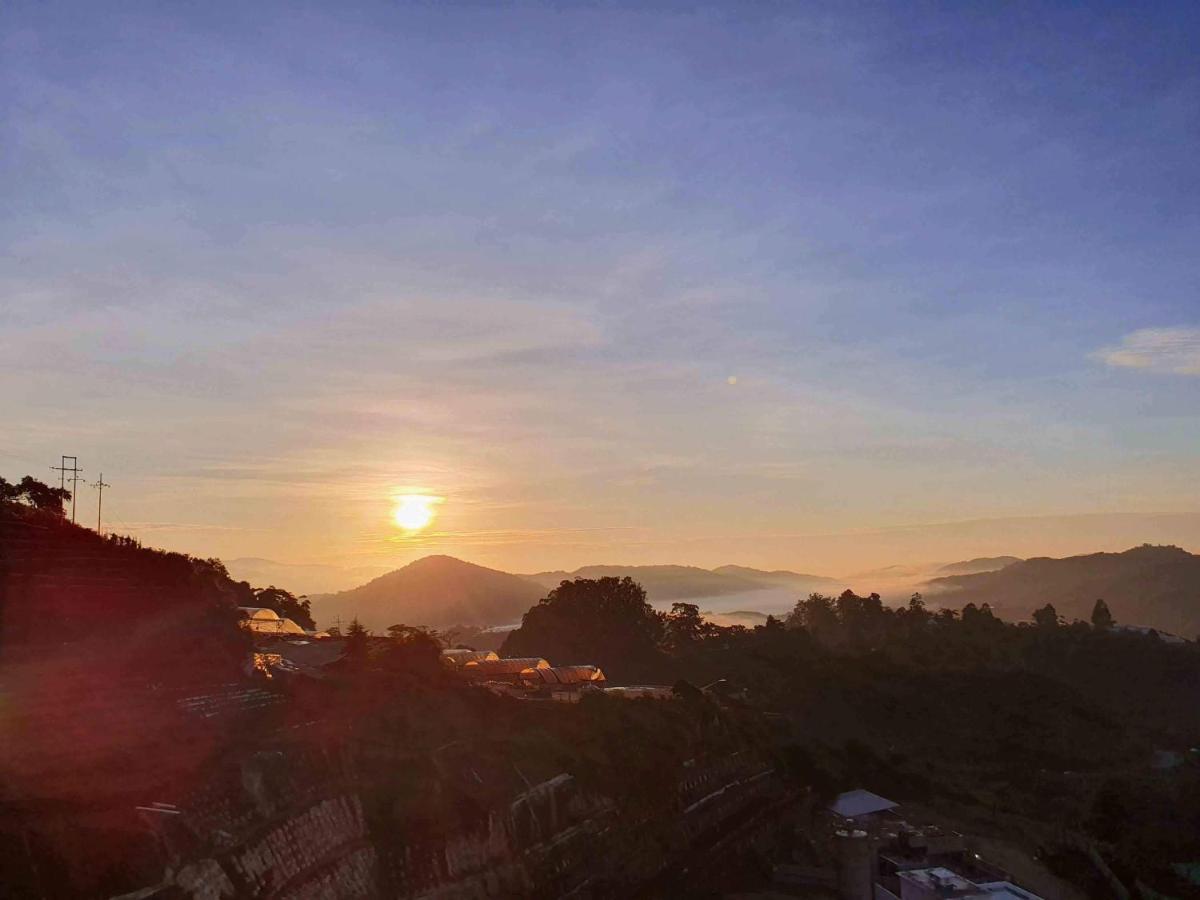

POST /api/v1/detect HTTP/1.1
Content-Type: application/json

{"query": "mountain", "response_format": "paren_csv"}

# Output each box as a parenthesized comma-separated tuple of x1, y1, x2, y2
(311, 555, 546, 633)
(934, 556, 1022, 577)
(522, 564, 769, 601)
(702, 609, 770, 628)
(224, 557, 390, 595)
(928, 544, 1200, 637)
(521, 563, 841, 603)
(712, 565, 840, 592)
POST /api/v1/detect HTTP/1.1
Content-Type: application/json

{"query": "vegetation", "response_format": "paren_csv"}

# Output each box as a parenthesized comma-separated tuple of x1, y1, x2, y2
(0, 475, 71, 513)
(498, 578, 1200, 896)
(5, 484, 1199, 898)
(929, 544, 1200, 638)
(500, 576, 665, 679)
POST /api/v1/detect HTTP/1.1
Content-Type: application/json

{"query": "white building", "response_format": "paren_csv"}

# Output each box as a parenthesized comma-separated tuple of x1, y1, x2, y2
(238, 607, 308, 636)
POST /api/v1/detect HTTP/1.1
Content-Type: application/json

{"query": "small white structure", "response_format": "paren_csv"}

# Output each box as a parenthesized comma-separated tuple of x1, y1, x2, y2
(829, 788, 898, 820)
(237, 607, 307, 636)
(1116, 624, 1187, 644)
(889, 867, 1044, 900)
(604, 685, 675, 700)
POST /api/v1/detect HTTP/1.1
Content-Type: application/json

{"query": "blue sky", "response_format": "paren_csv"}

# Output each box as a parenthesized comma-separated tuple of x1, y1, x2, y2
(2, 2, 1198, 574)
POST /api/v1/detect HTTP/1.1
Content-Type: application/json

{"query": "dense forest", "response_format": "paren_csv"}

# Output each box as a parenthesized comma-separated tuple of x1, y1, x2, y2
(503, 576, 1200, 895)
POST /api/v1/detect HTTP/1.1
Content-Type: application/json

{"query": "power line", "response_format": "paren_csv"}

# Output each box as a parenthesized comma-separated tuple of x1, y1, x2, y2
(50, 456, 83, 522)
(92, 473, 111, 534)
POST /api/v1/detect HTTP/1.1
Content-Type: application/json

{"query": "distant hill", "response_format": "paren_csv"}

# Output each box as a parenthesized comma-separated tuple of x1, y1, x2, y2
(702, 609, 770, 628)
(522, 563, 839, 602)
(929, 544, 1200, 637)
(312, 555, 545, 632)
(521, 564, 762, 599)
(712, 565, 841, 593)
(934, 556, 1022, 577)
(224, 557, 390, 595)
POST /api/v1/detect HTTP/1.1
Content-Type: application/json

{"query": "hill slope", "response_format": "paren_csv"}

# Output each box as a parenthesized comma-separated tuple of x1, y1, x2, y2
(934, 555, 1022, 577)
(522, 563, 838, 602)
(224, 556, 390, 595)
(312, 555, 545, 632)
(929, 544, 1200, 637)
(712, 565, 841, 592)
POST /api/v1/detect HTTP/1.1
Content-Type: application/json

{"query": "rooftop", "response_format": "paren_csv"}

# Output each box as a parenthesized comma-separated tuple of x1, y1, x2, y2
(829, 788, 898, 819)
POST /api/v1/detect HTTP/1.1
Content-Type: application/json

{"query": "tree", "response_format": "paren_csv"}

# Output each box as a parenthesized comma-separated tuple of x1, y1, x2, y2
(787, 593, 839, 639)
(253, 585, 315, 631)
(1091, 598, 1114, 631)
(500, 576, 665, 680)
(664, 602, 708, 650)
(1032, 603, 1060, 629)
(0, 475, 70, 514)
(382, 624, 442, 675)
(345, 618, 370, 665)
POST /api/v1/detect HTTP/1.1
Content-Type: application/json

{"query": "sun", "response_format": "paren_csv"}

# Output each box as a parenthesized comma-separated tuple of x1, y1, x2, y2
(392, 494, 440, 533)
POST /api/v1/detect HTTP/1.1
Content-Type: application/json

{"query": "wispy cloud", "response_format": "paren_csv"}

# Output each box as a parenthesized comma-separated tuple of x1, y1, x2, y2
(1097, 327, 1200, 376)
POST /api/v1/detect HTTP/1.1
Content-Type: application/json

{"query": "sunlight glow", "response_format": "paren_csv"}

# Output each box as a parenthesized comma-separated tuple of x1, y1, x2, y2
(392, 494, 441, 533)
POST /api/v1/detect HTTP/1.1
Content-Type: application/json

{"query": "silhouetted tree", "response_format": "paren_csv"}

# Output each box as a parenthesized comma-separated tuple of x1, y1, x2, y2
(1033, 603, 1061, 628)
(787, 593, 839, 639)
(0, 475, 70, 514)
(500, 576, 665, 680)
(664, 602, 708, 650)
(382, 624, 442, 675)
(346, 617, 370, 665)
(254, 585, 315, 631)
(1091, 598, 1114, 631)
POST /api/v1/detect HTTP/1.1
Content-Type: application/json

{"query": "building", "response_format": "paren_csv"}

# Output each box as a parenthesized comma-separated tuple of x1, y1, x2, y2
(461, 657, 550, 684)
(440, 648, 500, 667)
(521, 665, 606, 695)
(830, 789, 900, 823)
(822, 792, 1045, 900)
(238, 607, 308, 636)
(884, 866, 1043, 900)
(604, 685, 675, 700)
(251, 638, 348, 679)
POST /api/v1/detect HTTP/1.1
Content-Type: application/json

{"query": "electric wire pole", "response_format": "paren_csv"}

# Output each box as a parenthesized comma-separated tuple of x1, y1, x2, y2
(92, 473, 110, 533)
(50, 456, 82, 522)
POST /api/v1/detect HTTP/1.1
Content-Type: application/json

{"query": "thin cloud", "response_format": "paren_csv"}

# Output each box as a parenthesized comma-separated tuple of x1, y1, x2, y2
(1097, 327, 1200, 376)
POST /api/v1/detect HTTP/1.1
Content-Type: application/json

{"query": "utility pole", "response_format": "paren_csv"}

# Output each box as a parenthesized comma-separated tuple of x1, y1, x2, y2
(92, 473, 110, 533)
(50, 456, 82, 522)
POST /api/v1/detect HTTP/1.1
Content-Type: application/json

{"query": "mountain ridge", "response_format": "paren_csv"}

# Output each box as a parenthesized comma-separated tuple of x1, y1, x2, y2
(929, 544, 1200, 637)
(311, 555, 545, 633)
(520, 563, 841, 601)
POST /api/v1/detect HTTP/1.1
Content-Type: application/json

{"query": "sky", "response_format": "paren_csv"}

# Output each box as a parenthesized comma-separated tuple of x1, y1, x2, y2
(2, 1, 1199, 579)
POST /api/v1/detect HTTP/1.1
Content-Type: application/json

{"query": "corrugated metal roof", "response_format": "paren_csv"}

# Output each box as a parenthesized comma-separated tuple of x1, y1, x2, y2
(237, 607, 280, 620)
(440, 649, 499, 666)
(523, 665, 605, 685)
(463, 657, 549, 675)
(829, 788, 898, 818)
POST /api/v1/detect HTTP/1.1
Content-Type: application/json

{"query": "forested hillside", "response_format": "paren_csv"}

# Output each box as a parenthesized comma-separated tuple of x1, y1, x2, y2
(930, 544, 1200, 637)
